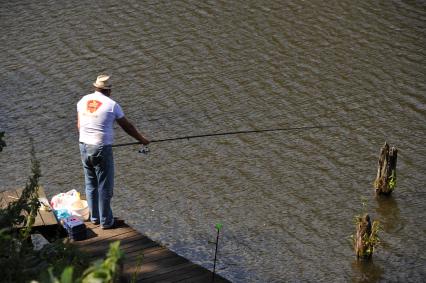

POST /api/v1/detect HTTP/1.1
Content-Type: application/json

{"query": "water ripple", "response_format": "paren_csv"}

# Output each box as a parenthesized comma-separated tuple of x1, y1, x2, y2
(1, 0, 425, 282)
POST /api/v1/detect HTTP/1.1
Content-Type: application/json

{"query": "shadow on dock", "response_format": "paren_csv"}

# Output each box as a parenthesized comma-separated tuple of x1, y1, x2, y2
(73, 221, 231, 283)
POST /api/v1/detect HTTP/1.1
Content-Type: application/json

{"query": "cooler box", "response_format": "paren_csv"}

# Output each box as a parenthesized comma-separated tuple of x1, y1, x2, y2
(62, 216, 87, 241)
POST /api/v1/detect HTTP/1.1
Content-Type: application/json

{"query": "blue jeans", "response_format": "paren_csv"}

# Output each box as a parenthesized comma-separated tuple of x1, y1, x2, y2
(79, 143, 114, 227)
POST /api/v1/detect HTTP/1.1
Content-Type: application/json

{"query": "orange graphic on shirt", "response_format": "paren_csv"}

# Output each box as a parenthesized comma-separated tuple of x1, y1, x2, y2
(87, 100, 102, 113)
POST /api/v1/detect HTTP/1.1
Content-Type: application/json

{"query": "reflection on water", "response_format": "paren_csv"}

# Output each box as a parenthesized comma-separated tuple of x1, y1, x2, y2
(375, 195, 402, 234)
(351, 259, 384, 283)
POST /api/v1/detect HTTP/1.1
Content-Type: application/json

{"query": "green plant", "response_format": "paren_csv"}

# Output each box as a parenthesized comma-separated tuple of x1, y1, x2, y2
(40, 241, 123, 283)
(0, 141, 43, 282)
(131, 253, 144, 283)
(1, 137, 125, 283)
(364, 220, 380, 256)
(80, 241, 124, 283)
(38, 238, 91, 280)
(0, 143, 40, 230)
(0, 140, 90, 282)
(388, 171, 397, 191)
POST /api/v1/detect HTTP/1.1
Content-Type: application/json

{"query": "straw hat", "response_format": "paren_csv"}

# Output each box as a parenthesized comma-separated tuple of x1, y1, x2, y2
(93, 74, 112, 89)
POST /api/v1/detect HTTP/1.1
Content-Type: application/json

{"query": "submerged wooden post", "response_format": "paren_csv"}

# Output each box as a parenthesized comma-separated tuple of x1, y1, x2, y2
(355, 214, 371, 259)
(374, 142, 398, 195)
(354, 214, 379, 259)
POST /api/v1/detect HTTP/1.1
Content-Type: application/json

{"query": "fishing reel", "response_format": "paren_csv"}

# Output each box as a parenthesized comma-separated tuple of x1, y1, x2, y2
(138, 145, 150, 154)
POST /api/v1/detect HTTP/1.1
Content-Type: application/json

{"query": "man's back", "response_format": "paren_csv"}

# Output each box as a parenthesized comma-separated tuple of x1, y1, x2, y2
(77, 91, 124, 146)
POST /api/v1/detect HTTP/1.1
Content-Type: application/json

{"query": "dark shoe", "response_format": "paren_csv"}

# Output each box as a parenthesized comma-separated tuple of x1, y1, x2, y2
(101, 218, 124, 229)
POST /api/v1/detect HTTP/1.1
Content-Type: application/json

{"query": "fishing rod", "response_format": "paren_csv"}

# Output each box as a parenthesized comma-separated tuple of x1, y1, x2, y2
(112, 125, 336, 149)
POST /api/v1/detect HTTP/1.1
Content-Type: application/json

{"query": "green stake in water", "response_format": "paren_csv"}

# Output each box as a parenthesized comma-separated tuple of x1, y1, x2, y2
(212, 223, 223, 282)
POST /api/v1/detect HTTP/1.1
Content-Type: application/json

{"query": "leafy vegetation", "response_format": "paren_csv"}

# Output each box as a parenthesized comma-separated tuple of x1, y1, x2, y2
(388, 171, 397, 192)
(80, 241, 123, 282)
(41, 241, 123, 283)
(0, 137, 124, 282)
(0, 141, 46, 282)
(131, 253, 144, 283)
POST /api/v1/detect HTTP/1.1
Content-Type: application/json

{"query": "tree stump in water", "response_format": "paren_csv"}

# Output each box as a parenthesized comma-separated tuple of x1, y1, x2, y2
(354, 214, 379, 259)
(374, 142, 398, 195)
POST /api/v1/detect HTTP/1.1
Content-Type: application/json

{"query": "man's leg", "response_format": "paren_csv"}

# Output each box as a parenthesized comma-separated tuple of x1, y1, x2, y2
(96, 145, 114, 228)
(80, 143, 99, 224)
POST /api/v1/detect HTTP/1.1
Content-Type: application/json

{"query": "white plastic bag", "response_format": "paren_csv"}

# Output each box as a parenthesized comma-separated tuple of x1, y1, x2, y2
(50, 189, 80, 210)
(50, 189, 89, 221)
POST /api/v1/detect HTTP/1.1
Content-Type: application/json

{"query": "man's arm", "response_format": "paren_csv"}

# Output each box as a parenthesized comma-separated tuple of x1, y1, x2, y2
(116, 117, 150, 145)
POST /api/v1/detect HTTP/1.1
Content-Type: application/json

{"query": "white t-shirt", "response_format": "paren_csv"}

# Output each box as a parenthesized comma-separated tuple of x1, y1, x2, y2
(77, 91, 124, 145)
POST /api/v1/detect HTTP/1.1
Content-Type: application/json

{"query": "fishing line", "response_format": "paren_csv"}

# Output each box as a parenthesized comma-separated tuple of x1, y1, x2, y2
(112, 125, 337, 148)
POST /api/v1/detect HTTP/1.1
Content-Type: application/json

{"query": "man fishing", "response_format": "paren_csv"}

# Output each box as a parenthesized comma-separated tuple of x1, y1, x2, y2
(77, 74, 149, 229)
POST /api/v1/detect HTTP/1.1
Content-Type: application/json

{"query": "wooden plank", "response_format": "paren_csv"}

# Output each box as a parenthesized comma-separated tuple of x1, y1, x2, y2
(10, 189, 22, 206)
(89, 241, 159, 262)
(74, 222, 231, 282)
(125, 256, 191, 280)
(74, 227, 140, 246)
(81, 233, 153, 256)
(177, 272, 230, 283)
(37, 187, 57, 226)
(140, 264, 208, 283)
(0, 190, 15, 209)
(84, 234, 159, 258)
(124, 248, 183, 274)
(0, 187, 57, 228)
(89, 225, 136, 238)
(123, 245, 165, 261)
(78, 230, 143, 248)
(111, 235, 158, 255)
(0, 190, 22, 228)
(125, 247, 177, 264)
(77, 227, 136, 245)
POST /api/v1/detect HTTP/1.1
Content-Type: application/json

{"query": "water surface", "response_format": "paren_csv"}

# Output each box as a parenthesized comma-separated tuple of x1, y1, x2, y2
(1, 1, 425, 282)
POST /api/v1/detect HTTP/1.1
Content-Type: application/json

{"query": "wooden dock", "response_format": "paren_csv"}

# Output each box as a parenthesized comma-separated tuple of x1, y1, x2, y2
(73, 221, 230, 282)
(1, 188, 229, 282)
(0, 187, 58, 228)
